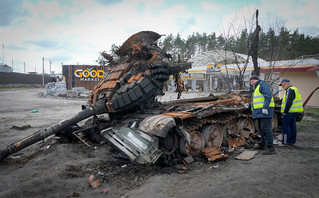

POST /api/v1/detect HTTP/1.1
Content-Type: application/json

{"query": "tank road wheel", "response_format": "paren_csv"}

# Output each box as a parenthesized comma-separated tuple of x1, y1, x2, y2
(201, 124, 223, 147)
(159, 132, 179, 156)
(158, 131, 179, 166)
(238, 118, 255, 133)
(222, 119, 240, 136)
(179, 131, 205, 156)
(272, 113, 278, 132)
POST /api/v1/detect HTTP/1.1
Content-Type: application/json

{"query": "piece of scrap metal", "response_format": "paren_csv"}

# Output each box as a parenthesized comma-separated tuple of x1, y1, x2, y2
(235, 150, 258, 160)
(240, 129, 251, 139)
(182, 155, 194, 164)
(201, 146, 228, 162)
(227, 136, 247, 148)
(88, 175, 101, 188)
(100, 127, 163, 164)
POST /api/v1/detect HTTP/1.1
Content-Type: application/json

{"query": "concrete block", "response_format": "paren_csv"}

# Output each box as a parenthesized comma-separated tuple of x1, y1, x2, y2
(66, 90, 78, 98)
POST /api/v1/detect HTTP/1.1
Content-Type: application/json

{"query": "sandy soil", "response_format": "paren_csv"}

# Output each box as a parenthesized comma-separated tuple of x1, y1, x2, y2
(0, 88, 318, 198)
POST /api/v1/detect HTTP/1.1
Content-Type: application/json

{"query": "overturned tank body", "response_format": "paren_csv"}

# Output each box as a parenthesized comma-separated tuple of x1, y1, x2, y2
(0, 31, 281, 164)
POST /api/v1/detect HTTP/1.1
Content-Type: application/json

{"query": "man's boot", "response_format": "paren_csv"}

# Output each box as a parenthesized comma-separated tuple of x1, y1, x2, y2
(262, 147, 276, 155)
(254, 144, 265, 150)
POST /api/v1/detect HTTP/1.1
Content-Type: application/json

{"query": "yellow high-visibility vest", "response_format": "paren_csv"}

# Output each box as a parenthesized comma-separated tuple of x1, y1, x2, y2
(252, 84, 275, 109)
(281, 86, 303, 113)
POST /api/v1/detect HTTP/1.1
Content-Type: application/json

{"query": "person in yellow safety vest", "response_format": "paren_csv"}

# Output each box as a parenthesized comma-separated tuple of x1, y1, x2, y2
(250, 75, 276, 155)
(279, 79, 304, 146)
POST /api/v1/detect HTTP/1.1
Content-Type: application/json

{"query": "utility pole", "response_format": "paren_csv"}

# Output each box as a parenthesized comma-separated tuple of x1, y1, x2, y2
(42, 57, 45, 87)
(24, 62, 26, 73)
(2, 44, 4, 64)
(12, 59, 13, 71)
(250, 9, 261, 76)
(49, 59, 51, 75)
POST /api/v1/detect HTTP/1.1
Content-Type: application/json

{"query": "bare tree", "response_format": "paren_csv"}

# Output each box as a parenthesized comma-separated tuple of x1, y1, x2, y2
(212, 9, 292, 94)
(211, 8, 258, 91)
(262, 15, 290, 88)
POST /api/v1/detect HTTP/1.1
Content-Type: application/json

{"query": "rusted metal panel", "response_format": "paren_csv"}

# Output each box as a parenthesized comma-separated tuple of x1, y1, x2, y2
(138, 115, 176, 138)
(227, 136, 247, 147)
(105, 91, 113, 99)
(106, 102, 115, 113)
(109, 81, 117, 89)
(104, 73, 112, 79)
(111, 71, 122, 80)
(128, 75, 136, 83)
(240, 129, 251, 139)
(101, 81, 111, 89)
(161, 112, 194, 120)
(120, 63, 130, 70)
(201, 146, 228, 162)
(135, 72, 143, 81)
(182, 155, 194, 164)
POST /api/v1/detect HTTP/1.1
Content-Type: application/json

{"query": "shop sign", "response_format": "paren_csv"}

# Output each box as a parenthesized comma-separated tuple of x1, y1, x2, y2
(74, 68, 104, 81)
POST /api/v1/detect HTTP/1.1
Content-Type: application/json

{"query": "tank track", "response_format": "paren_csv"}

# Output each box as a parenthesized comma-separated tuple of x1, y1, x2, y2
(86, 31, 256, 165)
(88, 32, 172, 116)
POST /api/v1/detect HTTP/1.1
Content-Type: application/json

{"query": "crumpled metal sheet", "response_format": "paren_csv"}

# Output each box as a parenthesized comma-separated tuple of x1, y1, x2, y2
(227, 136, 247, 147)
(138, 115, 176, 138)
(201, 146, 228, 162)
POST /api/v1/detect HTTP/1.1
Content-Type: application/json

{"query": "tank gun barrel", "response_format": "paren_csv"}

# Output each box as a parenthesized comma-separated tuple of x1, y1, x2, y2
(0, 99, 106, 161)
(168, 62, 192, 75)
(0, 31, 193, 162)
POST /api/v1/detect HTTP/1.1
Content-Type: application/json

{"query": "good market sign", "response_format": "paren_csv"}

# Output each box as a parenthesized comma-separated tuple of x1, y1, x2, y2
(74, 68, 105, 81)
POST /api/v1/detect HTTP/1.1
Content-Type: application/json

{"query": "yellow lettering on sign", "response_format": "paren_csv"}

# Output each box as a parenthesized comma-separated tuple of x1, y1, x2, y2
(74, 68, 105, 78)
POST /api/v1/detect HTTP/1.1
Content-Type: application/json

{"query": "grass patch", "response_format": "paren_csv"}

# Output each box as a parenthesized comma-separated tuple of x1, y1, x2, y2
(304, 107, 319, 116)
(297, 121, 319, 131)
(297, 107, 319, 129)
(0, 86, 42, 90)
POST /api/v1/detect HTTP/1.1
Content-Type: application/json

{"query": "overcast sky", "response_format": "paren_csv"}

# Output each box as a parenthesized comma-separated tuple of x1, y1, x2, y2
(1, 0, 318, 74)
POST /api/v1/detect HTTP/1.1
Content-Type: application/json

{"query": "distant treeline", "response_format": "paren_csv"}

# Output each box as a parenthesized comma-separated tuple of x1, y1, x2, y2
(157, 27, 319, 62)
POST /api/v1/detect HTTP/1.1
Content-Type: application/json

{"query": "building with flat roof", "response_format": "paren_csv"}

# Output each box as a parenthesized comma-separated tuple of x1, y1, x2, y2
(168, 50, 266, 93)
(170, 51, 319, 107)
(0, 63, 13, 73)
(260, 57, 319, 107)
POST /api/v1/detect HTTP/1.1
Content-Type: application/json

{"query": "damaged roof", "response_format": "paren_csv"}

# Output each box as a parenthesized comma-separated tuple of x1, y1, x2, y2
(187, 50, 265, 73)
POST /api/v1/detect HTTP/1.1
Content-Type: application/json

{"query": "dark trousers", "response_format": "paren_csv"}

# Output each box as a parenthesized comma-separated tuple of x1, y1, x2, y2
(257, 118, 274, 147)
(282, 113, 297, 144)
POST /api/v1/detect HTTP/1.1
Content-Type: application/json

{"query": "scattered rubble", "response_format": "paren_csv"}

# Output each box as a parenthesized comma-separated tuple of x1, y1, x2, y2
(10, 125, 31, 131)
(70, 192, 80, 197)
(201, 147, 228, 162)
(44, 82, 90, 98)
(44, 81, 67, 96)
(72, 87, 91, 98)
(88, 174, 101, 188)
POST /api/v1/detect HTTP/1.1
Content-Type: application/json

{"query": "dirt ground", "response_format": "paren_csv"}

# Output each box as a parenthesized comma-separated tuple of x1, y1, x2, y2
(0, 88, 318, 198)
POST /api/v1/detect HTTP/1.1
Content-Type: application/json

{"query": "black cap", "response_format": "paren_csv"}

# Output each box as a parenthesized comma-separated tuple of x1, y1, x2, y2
(249, 75, 259, 81)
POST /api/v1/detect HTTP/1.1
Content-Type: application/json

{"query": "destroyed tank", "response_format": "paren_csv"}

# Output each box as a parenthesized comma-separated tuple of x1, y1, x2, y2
(0, 31, 280, 164)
